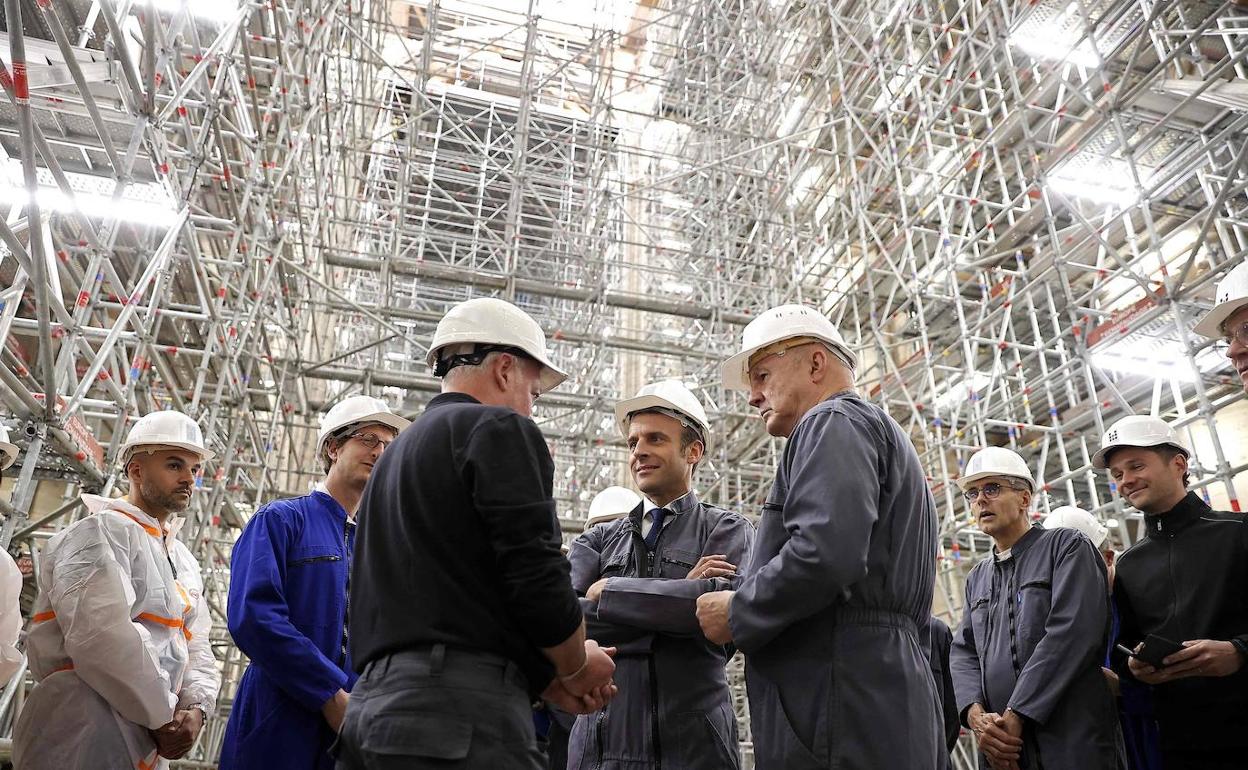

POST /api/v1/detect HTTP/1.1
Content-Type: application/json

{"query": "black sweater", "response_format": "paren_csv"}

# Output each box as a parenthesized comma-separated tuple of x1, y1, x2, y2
(1111, 491, 1248, 750)
(349, 392, 583, 695)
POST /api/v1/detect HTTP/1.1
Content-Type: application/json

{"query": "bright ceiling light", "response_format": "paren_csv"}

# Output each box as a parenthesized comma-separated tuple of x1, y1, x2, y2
(1092, 338, 1224, 382)
(1010, 29, 1099, 68)
(459, 0, 640, 34)
(1048, 158, 1149, 208)
(0, 161, 179, 227)
(659, 280, 695, 296)
(906, 147, 957, 198)
(1009, 3, 1101, 68)
(934, 371, 992, 413)
(146, 0, 242, 23)
(788, 165, 824, 208)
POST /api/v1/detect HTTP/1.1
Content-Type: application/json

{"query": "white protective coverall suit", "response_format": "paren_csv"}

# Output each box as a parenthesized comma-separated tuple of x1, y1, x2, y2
(0, 551, 23, 682)
(14, 493, 219, 770)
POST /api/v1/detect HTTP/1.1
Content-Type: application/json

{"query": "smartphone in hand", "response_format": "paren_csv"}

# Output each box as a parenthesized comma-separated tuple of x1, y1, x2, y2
(1118, 634, 1185, 668)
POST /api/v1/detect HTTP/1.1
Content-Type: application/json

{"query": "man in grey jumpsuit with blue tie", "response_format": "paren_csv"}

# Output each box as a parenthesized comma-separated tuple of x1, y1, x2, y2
(569, 381, 754, 769)
(697, 305, 943, 769)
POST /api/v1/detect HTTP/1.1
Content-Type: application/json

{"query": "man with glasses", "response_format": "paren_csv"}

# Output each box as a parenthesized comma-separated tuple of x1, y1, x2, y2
(1194, 260, 1248, 394)
(949, 447, 1118, 770)
(1098, 415, 1248, 770)
(222, 396, 409, 770)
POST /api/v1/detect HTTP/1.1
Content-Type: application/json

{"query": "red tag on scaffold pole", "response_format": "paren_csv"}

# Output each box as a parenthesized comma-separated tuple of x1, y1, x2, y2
(11, 60, 29, 104)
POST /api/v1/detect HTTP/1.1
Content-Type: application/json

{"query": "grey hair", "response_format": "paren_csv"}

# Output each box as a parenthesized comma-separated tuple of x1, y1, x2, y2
(441, 349, 514, 386)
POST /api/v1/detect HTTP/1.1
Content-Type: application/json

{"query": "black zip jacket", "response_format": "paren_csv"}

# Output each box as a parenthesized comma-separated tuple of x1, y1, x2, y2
(349, 392, 583, 695)
(1111, 492, 1248, 750)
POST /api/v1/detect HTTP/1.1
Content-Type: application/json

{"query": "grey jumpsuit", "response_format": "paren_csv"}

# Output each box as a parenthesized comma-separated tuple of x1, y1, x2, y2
(728, 392, 943, 769)
(949, 525, 1118, 769)
(567, 491, 754, 770)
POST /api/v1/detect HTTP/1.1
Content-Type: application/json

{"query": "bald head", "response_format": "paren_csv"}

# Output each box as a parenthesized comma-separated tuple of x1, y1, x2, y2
(746, 342, 855, 437)
(125, 447, 202, 518)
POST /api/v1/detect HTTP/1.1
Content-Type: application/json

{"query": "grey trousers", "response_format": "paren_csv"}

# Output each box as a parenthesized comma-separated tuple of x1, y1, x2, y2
(333, 644, 545, 770)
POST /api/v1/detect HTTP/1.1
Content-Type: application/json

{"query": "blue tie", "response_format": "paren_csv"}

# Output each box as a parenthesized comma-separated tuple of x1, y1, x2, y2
(644, 508, 668, 550)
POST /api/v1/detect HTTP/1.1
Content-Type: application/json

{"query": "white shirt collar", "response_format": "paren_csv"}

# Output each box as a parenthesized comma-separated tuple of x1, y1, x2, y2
(642, 489, 695, 517)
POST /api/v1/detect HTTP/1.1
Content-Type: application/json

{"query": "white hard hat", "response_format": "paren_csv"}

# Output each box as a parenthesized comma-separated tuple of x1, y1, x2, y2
(957, 446, 1035, 492)
(120, 410, 214, 463)
(1193, 261, 1248, 338)
(1043, 505, 1110, 550)
(721, 304, 858, 391)
(0, 424, 17, 470)
(317, 395, 410, 463)
(586, 486, 641, 529)
(426, 297, 568, 394)
(615, 380, 711, 445)
(1092, 414, 1189, 469)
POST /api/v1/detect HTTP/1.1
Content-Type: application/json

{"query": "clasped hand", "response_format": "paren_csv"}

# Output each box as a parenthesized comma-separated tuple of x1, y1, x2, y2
(543, 639, 618, 715)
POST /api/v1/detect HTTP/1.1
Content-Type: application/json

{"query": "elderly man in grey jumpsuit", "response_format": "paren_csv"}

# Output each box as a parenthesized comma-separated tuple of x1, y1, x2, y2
(568, 380, 754, 770)
(949, 446, 1118, 770)
(697, 305, 942, 769)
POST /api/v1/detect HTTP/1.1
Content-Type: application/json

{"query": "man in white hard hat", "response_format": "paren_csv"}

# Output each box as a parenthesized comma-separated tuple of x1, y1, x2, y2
(0, 425, 25, 684)
(696, 304, 942, 768)
(1043, 506, 1111, 563)
(1043, 505, 1163, 770)
(337, 297, 616, 769)
(1098, 415, 1248, 769)
(567, 380, 754, 770)
(584, 485, 642, 531)
(221, 395, 409, 770)
(14, 410, 221, 769)
(1193, 260, 1248, 393)
(949, 447, 1117, 769)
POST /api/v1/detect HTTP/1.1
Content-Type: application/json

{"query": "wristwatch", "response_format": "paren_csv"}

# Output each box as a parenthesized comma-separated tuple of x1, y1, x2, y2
(1231, 638, 1248, 661)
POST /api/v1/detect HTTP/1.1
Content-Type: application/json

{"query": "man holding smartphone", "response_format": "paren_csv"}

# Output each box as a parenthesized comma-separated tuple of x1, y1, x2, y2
(1097, 415, 1248, 770)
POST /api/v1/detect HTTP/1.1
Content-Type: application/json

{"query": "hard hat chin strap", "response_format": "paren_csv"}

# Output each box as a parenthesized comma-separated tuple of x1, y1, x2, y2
(434, 344, 533, 377)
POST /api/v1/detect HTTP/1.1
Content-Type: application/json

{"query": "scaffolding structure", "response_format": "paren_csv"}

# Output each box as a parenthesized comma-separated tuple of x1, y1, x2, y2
(0, 0, 1246, 766)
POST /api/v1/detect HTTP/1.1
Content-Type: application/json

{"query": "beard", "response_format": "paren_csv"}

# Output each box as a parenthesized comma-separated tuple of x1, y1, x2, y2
(141, 479, 191, 513)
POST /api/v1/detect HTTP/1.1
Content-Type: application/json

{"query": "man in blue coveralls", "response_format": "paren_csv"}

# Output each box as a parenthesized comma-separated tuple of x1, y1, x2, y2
(220, 395, 409, 769)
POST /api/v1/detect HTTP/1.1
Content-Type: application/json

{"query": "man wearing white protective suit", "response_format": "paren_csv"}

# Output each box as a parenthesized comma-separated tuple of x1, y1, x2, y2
(14, 410, 221, 770)
(0, 424, 24, 683)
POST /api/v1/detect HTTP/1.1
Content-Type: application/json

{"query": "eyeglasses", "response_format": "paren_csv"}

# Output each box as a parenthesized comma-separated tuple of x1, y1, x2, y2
(1214, 320, 1248, 353)
(962, 482, 1011, 502)
(350, 432, 392, 451)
